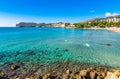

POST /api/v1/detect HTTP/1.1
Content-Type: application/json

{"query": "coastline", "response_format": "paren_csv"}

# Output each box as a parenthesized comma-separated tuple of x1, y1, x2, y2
(15, 25, 120, 33)
(1, 64, 120, 79)
(77, 27, 120, 33)
(106, 27, 120, 33)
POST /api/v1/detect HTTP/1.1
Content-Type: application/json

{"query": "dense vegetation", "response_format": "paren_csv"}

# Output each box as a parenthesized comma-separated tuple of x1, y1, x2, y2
(73, 21, 120, 28)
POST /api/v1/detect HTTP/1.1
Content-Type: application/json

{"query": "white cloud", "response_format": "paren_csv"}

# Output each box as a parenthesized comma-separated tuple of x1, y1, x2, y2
(105, 12, 119, 17)
(105, 12, 111, 17)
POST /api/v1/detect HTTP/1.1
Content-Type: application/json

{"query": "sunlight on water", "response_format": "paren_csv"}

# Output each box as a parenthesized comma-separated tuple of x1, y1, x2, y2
(84, 43, 90, 47)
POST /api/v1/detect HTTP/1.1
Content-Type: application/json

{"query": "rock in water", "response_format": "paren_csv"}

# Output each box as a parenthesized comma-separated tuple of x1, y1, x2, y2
(11, 64, 19, 70)
(0, 54, 3, 59)
(0, 71, 4, 77)
(25, 50, 35, 56)
(65, 49, 69, 52)
(106, 44, 111, 46)
(99, 43, 112, 46)
(55, 48, 59, 50)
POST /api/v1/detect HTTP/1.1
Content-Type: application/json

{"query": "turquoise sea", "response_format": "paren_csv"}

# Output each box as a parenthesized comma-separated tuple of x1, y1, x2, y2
(0, 27, 120, 74)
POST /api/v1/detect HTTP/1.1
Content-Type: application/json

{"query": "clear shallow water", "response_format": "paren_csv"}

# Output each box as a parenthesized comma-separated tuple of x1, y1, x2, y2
(0, 27, 120, 70)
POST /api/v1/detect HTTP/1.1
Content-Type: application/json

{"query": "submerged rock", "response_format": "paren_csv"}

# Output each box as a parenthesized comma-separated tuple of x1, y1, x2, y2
(56, 54, 63, 57)
(13, 51, 21, 56)
(0, 54, 3, 59)
(55, 48, 59, 50)
(100, 43, 112, 46)
(11, 64, 20, 70)
(65, 49, 69, 52)
(25, 50, 35, 56)
(106, 44, 112, 46)
(0, 72, 9, 79)
(0, 71, 4, 77)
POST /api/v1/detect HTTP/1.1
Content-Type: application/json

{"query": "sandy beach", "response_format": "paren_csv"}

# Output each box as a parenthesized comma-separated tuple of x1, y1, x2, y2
(106, 27, 120, 33)
(82, 27, 120, 33)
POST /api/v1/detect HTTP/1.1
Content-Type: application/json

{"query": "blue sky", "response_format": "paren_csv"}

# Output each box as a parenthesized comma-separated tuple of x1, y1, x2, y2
(0, 0, 120, 26)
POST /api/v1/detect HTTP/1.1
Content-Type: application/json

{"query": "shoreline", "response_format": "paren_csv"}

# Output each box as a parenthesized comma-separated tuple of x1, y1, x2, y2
(0, 58, 120, 79)
(0, 65, 120, 79)
(106, 27, 120, 33)
(1, 27, 120, 34)
(76, 27, 120, 33)
(1, 58, 120, 79)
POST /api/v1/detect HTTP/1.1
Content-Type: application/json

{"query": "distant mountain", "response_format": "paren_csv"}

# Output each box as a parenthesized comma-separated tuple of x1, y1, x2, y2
(16, 22, 74, 28)
(16, 22, 37, 27)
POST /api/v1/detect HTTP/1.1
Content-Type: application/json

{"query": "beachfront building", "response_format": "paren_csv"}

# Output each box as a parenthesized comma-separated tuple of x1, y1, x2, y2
(88, 15, 120, 23)
(100, 15, 120, 22)
(92, 15, 120, 23)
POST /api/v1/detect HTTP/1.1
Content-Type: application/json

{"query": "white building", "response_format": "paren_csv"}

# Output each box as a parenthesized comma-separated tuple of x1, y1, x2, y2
(100, 15, 120, 22)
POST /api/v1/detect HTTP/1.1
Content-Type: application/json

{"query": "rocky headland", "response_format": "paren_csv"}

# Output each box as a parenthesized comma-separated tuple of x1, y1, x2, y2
(16, 22, 74, 28)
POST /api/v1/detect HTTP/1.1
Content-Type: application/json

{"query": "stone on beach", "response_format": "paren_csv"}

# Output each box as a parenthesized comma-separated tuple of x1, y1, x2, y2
(80, 70, 88, 78)
(1, 66, 120, 79)
(90, 71, 98, 79)
(105, 72, 119, 79)
(62, 70, 70, 79)
(42, 73, 51, 79)
(112, 69, 120, 77)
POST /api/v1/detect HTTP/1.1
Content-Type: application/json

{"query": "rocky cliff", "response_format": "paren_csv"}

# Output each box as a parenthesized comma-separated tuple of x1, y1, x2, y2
(16, 22, 74, 28)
